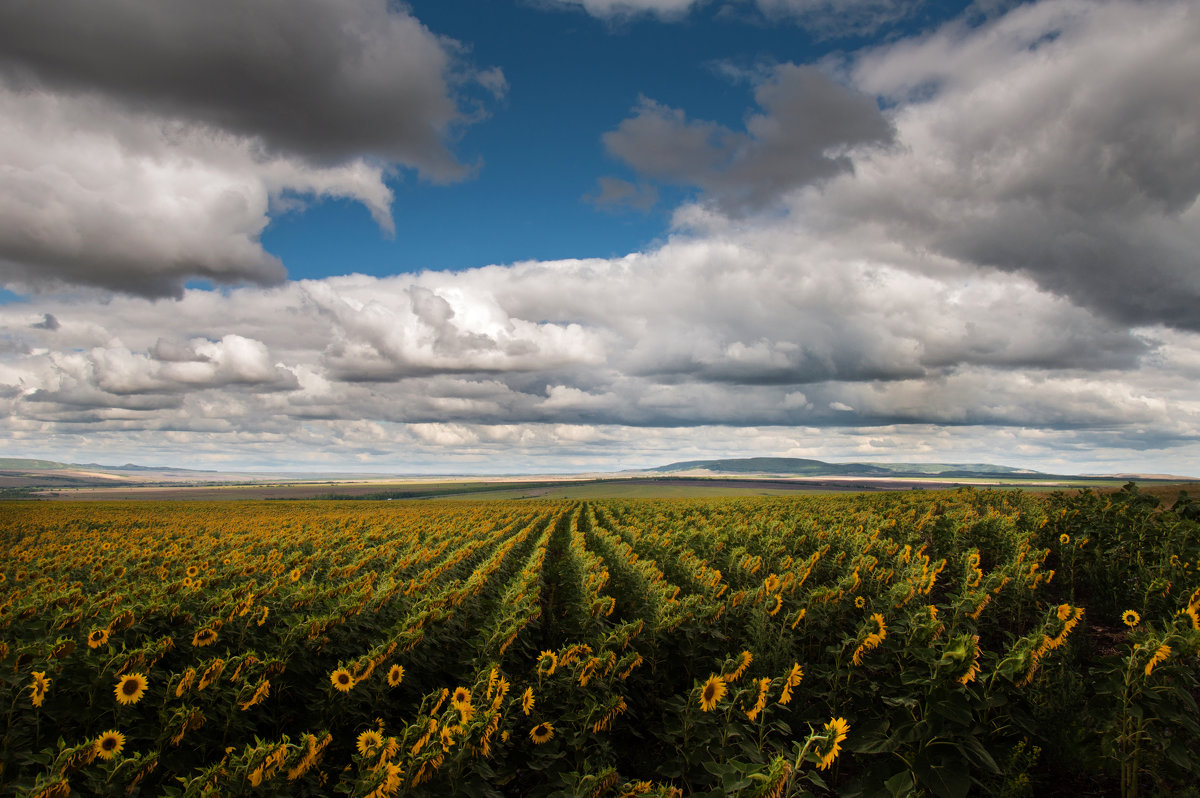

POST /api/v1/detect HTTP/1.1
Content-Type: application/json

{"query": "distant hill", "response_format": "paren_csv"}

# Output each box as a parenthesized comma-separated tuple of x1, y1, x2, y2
(645, 457, 1045, 478)
(0, 458, 214, 474)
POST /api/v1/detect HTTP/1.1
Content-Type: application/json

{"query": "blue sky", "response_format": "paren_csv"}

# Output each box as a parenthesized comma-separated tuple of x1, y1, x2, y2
(1, 0, 1199, 475)
(264, 0, 975, 277)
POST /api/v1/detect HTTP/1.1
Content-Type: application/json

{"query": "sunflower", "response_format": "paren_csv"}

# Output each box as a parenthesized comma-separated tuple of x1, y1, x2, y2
(30, 671, 50, 707)
(387, 664, 404, 687)
(854, 596, 866, 609)
(521, 686, 535, 715)
(768, 594, 783, 616)
(115, 673, 147, 705)
(192, 628, 217, 647)
(1145, 644, 1171, 677)
(1059, 533, 1070, 545)
(290, 568, 302, 582)
(452, 686, 471, 708)
(186, 565, 199, 577)
(529, 722, 554, 744)
(816, 717, 850, 770)
(87, 628, 109, 649)
(330, 668, 355, 692)
(780, 662, 803, 705)
(536, 650, 557, 676)
(95, 730, 125, 760)
(1122, 609, 1140, 628)
(699, 675, 727, 712)
(440, 725, 457, 750)
(356, 729, 383, 756)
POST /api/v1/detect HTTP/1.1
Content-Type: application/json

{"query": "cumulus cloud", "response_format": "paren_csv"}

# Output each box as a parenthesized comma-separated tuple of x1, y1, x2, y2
(2, 0, 1198, 475)
(834, 0, 1200, 330)
(0, 0, 500, 297)
(603, 64, 894, 212)
(545, 0, 924, 34)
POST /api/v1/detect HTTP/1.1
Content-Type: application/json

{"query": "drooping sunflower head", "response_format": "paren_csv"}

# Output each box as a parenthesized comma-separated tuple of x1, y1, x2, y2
(1122, 609, 1141, 628)
(330, 668, 355, 693)
(115, 673, 147, 705)
(95, 730, 126, 760)
(88, 628, 109, 649)
(699, 675, 727, 712)
(529, 722, 554, 745)
(387, 664, 404, 687)
(355, 729, 383, 756)
(816, 717, 850, 770)
(536, 650, 557, 676)
(192, 628, 217, 647)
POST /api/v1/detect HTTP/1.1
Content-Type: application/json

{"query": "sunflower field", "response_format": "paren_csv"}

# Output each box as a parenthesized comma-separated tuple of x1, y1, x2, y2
(1, 484, 1198, 797)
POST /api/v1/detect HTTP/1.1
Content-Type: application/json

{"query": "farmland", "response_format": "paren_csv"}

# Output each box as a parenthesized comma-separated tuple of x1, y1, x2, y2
(1, 486, 1198, 797)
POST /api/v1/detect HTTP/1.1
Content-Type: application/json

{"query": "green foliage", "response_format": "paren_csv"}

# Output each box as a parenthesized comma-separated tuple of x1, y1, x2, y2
(0, 486, 1197, 795)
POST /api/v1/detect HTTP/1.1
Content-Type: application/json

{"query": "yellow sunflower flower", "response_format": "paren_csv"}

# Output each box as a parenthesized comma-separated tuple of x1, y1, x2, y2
(330, 668, 355, 692)
(522, 687, 535, 715)
(192, 628, 217, 647)
(536, 650, 557, 676)
(1122, 609, 1140, 628)
(529, 722, 554, 744)
(817, 717, 850, 771)
(30, 671, 50, 708)
(387, 664, 404, 687)
(356, 729, 383, 756)
(115, 673, 147, 705)
(95, 730, 125, 760)
(1145, 644, 1171, 676)
(699, 675, 727, 711)
(87, 628, 109, 649)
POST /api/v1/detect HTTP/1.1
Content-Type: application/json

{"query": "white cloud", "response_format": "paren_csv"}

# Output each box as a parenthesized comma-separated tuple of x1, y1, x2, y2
(0, 0, 501, 297)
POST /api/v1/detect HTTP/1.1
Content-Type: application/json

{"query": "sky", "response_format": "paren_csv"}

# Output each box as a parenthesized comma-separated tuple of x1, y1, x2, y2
(1, 0, 1198, 475)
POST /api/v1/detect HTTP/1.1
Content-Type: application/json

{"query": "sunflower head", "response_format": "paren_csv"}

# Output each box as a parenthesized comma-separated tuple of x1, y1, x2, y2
(1122, 609, 1141, 628)
(355, 729, 383, 756)
(290, 568, 302, 582)
(816, 717, 850, 770)
(452, 686, 471, 708)
(1059, 533, 1070, 545)
(522, 686, 535, 715)
(95, 730, 126, 760)
(699, 675, 727, 712)
(88, 628, 109, 649)
(192, 628, 217, 647)
(536, 650, 557, 676)
(529, 722, 554, 745)
(387, 664, 404, 687)
(115, 673, 147, 705)
(330, 668, 355, 692)
(854, 596, 866, 609)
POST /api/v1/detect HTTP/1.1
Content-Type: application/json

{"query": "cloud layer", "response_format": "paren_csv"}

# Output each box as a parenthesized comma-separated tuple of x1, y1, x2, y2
(1, 0, 1198, 473)
(0, 0, 501, 297)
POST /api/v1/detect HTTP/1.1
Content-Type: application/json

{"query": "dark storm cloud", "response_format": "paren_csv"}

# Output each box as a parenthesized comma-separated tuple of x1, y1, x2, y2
(603, 64, 894, 212)
(0, 0, 481, 178)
